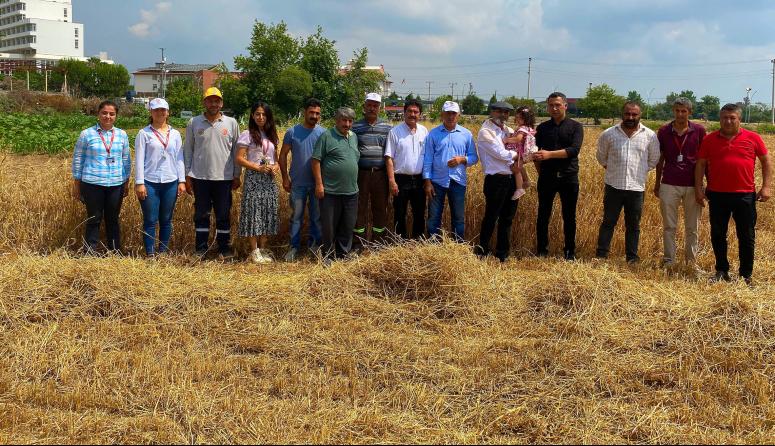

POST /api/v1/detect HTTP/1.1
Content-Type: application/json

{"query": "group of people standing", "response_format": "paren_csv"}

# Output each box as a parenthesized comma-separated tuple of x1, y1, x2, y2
(70, 88, 772, 283)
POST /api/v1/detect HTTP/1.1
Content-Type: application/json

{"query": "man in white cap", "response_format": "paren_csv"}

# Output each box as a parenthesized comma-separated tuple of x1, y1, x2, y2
(183, 87, 242, 259)
(351, 92, 393, 250)
(423, 100, 478, 241)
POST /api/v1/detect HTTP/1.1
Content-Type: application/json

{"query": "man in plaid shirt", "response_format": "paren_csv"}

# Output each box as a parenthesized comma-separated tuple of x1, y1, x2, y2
(595, 101, 660, 263)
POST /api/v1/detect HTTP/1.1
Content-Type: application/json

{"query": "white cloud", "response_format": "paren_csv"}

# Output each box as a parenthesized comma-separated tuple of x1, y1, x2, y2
(128, 2, 172, 39)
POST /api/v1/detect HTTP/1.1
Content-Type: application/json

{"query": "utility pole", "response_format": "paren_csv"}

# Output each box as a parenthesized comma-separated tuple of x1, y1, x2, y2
(468, 82, 473, 96)
(44, 70, 48, 93)
(426, 81, 433, 101)
(771, 59, 774, 124)
(450, 82, 457, 100)
(26, 70, 29, 90)
(526, 57, 532, 99)
(159, 47, 167, 98)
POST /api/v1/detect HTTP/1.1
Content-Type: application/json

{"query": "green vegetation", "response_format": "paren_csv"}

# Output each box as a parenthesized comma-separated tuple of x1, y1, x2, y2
(221, 21, 384, 119)
(0, 113, 189, 154)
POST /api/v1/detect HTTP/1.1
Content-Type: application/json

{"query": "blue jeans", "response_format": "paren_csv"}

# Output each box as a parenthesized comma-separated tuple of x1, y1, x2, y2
(427, 180, 466, 241)
(140, 181, 179, 255)
(289, 185, 322, 249)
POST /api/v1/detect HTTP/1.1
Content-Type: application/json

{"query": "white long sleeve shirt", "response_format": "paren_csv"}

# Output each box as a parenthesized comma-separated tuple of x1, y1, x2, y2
(477, 119, 518, 175)
(384, 122, 428, 175)
(596, 123, 660, 191)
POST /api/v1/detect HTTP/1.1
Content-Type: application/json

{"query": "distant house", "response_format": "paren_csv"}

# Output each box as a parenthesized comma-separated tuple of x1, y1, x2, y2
(132, 63, 242, 98)
(338, 61, 393, 98)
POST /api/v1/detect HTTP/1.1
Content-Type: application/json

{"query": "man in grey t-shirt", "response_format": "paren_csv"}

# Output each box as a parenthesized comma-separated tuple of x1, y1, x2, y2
(183, 87, 241, 258)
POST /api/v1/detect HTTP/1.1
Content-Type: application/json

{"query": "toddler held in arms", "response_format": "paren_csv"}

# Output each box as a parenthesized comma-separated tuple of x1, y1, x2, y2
(506, 106, 538, 200)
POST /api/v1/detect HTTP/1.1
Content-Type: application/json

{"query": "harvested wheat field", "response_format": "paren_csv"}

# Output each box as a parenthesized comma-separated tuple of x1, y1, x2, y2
(1, 127, 774, 443)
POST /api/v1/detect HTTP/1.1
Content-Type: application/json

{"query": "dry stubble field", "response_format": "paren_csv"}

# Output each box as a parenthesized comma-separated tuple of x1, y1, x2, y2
(0, 126, 774, 443)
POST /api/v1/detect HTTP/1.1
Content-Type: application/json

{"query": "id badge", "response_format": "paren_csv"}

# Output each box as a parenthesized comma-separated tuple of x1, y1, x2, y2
(677, 154, 684, 163)
(106, 156, 116, 165)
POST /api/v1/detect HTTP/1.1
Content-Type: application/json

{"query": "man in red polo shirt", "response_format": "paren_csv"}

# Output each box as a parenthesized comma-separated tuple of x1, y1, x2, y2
(695, 103, 772, 284)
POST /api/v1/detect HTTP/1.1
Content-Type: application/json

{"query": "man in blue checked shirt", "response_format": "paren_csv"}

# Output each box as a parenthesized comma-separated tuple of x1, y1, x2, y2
(423, 101, 478, 241)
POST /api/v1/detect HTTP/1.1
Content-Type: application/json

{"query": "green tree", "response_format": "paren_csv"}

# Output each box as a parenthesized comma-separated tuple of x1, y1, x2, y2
(54, 58, 129, 98)
(334, 48, 384, 116)
(578, 84, 625, 124)
(299, 26, 340, 117)
(91, 60, 131, 97)
(234, 21, 301, 108)
(430, 94, 453, 120)
(502, 96, 538, 112)
(461, 93, 485, 115)
(626, 90, 644, 108)
(489, 93, 497, 104)
(165, 77, 203, 116)
(696, 95, 720, 121)
(405, 93, 415, 101)
(273, 66, 313, 119)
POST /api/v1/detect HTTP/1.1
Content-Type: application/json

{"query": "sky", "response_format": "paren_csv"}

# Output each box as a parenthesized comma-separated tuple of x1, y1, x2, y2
(74, 0, 775, 105)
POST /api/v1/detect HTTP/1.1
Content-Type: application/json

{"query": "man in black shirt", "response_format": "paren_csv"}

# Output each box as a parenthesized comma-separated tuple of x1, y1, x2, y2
(533, 92, 584, 260)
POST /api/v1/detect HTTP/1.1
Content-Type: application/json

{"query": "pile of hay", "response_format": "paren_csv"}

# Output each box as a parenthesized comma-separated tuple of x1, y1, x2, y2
(1, 241, 774, 442)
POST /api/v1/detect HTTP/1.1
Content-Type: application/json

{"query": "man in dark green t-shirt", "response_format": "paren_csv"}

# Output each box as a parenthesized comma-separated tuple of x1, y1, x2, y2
(312, 107, 360, 262)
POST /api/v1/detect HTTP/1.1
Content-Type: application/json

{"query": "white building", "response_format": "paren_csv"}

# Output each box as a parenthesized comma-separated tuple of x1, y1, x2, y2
(0, 0, 82, 60)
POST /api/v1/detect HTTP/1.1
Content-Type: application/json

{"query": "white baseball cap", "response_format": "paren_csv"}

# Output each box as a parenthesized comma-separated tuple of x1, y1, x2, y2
(442, 101, 460, 113)
(149, 98, 169, 110)
(365, 92, 382, 103)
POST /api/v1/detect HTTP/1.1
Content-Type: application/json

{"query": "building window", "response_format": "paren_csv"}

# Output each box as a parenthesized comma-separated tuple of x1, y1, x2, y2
(64, 8, 67, 17)
(74, 39, 78, 48)
(153, 84, 158, 91)
(74, 28, 78, 37)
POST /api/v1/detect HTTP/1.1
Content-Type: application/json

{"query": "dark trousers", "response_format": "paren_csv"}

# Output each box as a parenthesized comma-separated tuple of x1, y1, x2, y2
(321, 193, 359, 259)
(193, 179, 233, 253)
(80, 181, 124, 252)
(393, 174, 426, 239)
(596, 184, 644, 261)
(354, 168, 389, 244)
(536, 177, 579, 256)
(478, 174, 519, 260)
(707, 191, 757, 278)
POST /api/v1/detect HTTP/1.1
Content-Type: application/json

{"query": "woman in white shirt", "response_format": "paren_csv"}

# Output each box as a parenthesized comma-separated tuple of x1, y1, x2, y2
(135, 98, 186, 256)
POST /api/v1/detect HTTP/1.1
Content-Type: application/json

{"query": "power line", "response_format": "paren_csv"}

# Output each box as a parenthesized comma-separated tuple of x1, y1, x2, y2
(390, 57, 529, 70)
(532, 57, 771, 67)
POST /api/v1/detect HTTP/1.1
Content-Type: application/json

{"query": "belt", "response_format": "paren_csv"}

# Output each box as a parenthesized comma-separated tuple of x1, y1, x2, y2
(395, 173, 423, 178)
(488, 173, 514, 178)
(360, 166, 385, 172)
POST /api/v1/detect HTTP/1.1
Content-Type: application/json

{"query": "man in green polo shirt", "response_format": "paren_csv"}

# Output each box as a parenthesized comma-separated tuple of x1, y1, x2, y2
(312, 107, 360, 262)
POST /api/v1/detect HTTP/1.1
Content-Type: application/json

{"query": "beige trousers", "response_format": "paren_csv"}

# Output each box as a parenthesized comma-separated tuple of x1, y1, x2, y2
(659, 184, 701, 264)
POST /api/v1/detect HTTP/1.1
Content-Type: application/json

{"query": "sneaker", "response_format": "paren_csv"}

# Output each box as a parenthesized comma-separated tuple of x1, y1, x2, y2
(285, 247, 298, 262)
(564, 250, 576, 261)
(249, 248, 263, 264)
(711, 271, 732, 283)
(259, 248, 274, 263)
(742, 276, 753, 287)
(511, 188, 526, 201)
(194, 248, 208, 258)
(308, 243, 322, 258)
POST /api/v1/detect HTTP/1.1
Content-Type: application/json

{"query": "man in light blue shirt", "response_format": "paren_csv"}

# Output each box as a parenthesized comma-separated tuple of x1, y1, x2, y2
(278, 98, 326, 261)
(423, 101, 478, 241)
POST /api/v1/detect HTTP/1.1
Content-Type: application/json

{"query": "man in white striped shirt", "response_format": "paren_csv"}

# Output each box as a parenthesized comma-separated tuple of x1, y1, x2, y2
(595, 101, 660, 263)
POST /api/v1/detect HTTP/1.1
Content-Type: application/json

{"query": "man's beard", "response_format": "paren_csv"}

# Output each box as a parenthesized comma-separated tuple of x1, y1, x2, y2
(622, 119, 639, 128)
